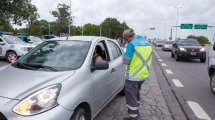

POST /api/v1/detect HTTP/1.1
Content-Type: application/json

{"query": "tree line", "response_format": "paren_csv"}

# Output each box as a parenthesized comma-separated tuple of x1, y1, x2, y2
(187, 35, 211, 44)
(0, 1, 132, 38)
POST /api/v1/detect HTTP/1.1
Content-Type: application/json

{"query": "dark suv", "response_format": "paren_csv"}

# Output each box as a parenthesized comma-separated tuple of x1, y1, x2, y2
(171, 39, 206, 62)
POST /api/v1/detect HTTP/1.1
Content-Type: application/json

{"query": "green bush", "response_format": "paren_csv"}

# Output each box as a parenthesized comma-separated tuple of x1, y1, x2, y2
(187, 35, 211, 44)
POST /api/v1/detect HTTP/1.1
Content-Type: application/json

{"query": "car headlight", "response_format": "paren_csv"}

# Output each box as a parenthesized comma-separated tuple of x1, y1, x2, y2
(179, 48, 186, 51)
(21, 47, 28, 51)
(12, 84, 61, 116)
(200, 48, 205, 52)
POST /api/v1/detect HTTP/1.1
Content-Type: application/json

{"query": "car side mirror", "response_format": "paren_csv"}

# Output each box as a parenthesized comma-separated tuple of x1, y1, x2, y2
(201, 44, 204, 46)
(0, 42, 5, 45)
(92, 60, 109, 70)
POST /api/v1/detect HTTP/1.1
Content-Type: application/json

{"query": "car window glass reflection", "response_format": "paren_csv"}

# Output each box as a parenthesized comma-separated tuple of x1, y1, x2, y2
(17, 41, 91, 71)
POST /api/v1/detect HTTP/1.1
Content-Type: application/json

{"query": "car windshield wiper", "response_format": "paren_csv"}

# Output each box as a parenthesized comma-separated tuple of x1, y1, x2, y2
(27, 64, 59, 71)
(18, 63, 37, 70)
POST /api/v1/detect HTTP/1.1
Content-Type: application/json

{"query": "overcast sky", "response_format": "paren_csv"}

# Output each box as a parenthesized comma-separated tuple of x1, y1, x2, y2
(14, 0, 215, 42)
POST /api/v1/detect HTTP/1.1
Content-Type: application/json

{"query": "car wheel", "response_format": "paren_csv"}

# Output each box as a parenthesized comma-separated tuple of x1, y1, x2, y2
(210, 72, 215, 94)
(70, 107, 86, 120)
(175, 53, 180, 61)
(171, 51, 174, 58)
(200, 57, 206, 63)
(6, 51, 17, 63)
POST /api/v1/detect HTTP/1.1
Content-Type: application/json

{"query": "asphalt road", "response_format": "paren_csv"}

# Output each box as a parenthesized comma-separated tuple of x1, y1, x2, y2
(0, 58, 8, 66)
(152, 44, 215, 120)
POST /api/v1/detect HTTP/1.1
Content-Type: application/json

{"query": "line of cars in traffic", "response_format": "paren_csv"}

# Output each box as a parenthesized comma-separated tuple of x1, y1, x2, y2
(149, 38, 206, 63)
(150, 38, 215, 95)
(0, 31, 58, 62)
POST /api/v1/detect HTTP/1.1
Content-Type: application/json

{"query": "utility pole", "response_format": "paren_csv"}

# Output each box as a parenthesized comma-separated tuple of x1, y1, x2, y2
(82, 19, 84, 36)
(109, 28, 110, 38)
(99, 14, 102, 36)
(124, 22, 125, 31)
(174, 7, 182, 39)
(49, 12, 50, 35)
(163, 19, 166, 40)
(69, 0, 71, 36)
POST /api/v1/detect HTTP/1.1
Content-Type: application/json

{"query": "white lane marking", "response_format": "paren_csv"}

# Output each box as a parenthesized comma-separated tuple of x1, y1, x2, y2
(187, 101, 211, 120)
(161, 63, 167, 66)
(166, 69, 173, 74)
(172, 79, 184, 87)
(158, 59, 162, 61)
(156, 56, 160, 58)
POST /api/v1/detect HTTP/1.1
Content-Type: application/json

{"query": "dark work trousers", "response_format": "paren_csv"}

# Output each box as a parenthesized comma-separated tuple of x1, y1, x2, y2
(125, 80, 144, 120)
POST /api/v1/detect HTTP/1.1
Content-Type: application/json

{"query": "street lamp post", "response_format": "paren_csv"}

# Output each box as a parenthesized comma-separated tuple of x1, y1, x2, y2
(82, 19, 84, 36)
(69, 0, 71, 36)
(174, 7, 182, 39)
(109, 28, 110, 38)
(142, 28, 155, 38)
(99, 14, 102, 37)
(49, 12, 50, 35)
(162, 19, 166, 40)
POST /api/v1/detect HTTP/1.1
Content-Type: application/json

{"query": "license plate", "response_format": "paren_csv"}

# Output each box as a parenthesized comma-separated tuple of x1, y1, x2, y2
(191, 52, 196, 55)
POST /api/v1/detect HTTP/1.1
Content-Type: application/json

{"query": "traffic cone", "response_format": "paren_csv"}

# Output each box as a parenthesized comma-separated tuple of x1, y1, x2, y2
(11, 54, 15, 64)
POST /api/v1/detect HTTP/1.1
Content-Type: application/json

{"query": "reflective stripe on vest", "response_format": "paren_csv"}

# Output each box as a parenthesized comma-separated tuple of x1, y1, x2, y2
(128, 50, 152, 81)
(125, 46, 152, 81)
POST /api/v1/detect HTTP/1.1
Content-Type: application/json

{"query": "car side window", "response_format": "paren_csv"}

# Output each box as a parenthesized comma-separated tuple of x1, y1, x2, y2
(107, 41, 122, 59)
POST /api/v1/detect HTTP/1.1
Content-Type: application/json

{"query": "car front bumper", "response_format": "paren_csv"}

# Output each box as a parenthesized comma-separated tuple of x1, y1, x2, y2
(177, 51, 206, 59)
(0, 97, 73, 120)
(163, 46, 172, 50)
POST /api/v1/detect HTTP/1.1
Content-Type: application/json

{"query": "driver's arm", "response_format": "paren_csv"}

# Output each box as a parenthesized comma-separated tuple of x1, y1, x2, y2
(96, 56, 103, 61)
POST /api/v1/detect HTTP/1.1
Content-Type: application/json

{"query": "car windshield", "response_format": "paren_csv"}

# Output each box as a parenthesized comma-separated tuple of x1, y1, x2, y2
(156, 41, 163, 43)
(178, 39, 200, 46)
(3, 36, 25, 44)
(15, 41, 91, 71)
(164, 41, 174, 44)
(30, 37, 42, 42)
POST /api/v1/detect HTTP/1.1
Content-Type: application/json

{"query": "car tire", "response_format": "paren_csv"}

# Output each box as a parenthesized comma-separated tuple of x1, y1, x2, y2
(171, 51, 174, 58)
(6, 51, 17, 63)
(200, 57, 206, 63)
(175, 53, 180, 61)
(70, 107, 86, 120)
(210, 72, 215, 94)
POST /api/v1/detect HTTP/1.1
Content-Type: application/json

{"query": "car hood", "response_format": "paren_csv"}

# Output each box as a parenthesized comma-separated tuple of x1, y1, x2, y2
(0, 65, 75, 100)
(178, 46, 203, 49)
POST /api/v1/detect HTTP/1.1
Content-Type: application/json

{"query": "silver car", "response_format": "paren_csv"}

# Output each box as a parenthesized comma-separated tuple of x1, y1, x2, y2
(162, 41, 175, 51)
(0, 36, 125, 120)
(154, 40, 163, 47)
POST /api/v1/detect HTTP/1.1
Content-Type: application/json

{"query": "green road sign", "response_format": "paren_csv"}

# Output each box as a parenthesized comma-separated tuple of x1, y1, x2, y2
(181, 24, 193, 29)
(194, 24, 208, 29)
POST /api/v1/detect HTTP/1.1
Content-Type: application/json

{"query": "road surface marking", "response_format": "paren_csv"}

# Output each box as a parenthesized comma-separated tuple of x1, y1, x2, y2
(161, 63, 167, 66)
(172, 79, 184, 87)
(166, 69, 173, 74)
(157, 56, 160, 58)
(158, 59, 162, 61)
(187, 101, 211, 120)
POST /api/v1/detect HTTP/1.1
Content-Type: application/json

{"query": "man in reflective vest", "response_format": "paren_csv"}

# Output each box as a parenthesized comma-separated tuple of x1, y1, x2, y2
(122, 29, 152, 120)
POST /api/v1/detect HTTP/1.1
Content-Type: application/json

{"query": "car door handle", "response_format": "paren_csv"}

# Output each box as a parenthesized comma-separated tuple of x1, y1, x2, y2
(111, 68, 116, 73)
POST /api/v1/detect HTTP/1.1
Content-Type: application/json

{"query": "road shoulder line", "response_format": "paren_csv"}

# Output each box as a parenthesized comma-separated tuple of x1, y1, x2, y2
(152, 53, 188, 120)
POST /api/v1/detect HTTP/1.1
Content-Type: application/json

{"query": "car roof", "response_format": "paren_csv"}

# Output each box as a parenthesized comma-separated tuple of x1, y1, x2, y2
(48, 36, 109, 42)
